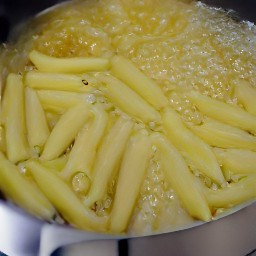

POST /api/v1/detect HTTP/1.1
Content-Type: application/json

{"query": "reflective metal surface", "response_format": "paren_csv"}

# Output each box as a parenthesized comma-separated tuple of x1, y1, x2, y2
(0, 201, 118, 256)
(128, 203, 256, 256)
(1, 200, 256, 256)
(0, 202, 42, 255)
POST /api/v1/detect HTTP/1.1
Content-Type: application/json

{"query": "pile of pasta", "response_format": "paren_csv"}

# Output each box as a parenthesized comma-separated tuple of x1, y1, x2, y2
(1, 49, 256, 234)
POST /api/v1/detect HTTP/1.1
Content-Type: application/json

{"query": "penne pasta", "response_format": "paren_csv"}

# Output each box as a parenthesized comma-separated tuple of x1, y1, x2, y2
(83, 116, 133, 207)
(111, 55, 168, 109)
(25, 71, 92, 92)
(40, 154, 69, 172)
(150, 133, 211, 221)
(0, 126, 6, 152)
(0, 152, 55, 220)
(61, 104, 108, 180)
(110, 132, 151, 233)
(37, 90, 86, 110)
(25, 87, 50, 152)
(187, 91, 256, 133)
(213, 148, 256, 176)
(98, 74, 161, 123)
(29, 50, 110, 73)
(0, 85, 7, 125)
(0, 97, 6, 151)
(190, 118, 256, 151)
(234, 79, 256, 116)
(162, 108, 225, 186)
(26, 160, 107, 231)
(41, 103, 91, 161)
(4, 74, 30, 163)
(204, 175, 256, 208)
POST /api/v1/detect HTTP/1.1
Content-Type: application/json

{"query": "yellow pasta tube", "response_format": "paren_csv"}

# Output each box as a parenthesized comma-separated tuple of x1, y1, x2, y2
(1, 86, 7, 125)
(99, 74, 161, 123)
(187, 91, 256, 133)
(110, 132, 151, 233)
(25, 87, 50, 152)
(111, 55, 168, 109)
(234, 80, 256, 115)
(163, 108, 225, 185)
(190, 118, 256, 151)
(204, 175, 256, 208)
(0, 90, 5, 151)
(37, 90, 86, 110)
(41, 103, 91, 161)
(29, 50, 110, 73)
(0, 126, 6, 152)
(0, 152, 55, 220)
(213, 148, 256, 176)
(4, 74, 30, 163)
(25, 71, 91, 92)
(150, 133, 211, 221)
(61, 104, 108, 180)
(84, 116, 133, 207)
(26, 160, 107, 231)
(40, 154, 69, 172)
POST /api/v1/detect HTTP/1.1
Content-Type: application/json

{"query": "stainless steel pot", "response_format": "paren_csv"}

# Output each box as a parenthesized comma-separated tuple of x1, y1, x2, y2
(1, 200, 256, 256)
(1, 1, 256, 255)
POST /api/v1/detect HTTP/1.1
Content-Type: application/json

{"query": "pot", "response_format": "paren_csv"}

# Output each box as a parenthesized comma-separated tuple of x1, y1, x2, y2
(0, 1, 256, 255)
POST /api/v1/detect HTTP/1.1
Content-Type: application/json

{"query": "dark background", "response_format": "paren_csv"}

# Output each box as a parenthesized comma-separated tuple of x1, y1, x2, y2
(0, 0, 256, 42)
